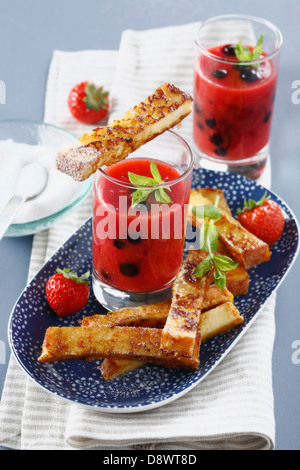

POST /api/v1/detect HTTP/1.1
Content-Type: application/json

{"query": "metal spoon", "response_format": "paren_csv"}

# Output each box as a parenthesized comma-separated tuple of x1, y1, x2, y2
(0, 162, 48, 240)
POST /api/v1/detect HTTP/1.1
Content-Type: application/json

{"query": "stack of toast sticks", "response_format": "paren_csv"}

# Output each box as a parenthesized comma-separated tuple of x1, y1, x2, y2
(38, 83, 271, 380)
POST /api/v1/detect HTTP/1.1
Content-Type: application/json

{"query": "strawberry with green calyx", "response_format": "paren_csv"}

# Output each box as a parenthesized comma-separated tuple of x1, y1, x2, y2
(68, 81, 109, 124)
(237, 192, 285, 248)
(45, 268, 90, 317)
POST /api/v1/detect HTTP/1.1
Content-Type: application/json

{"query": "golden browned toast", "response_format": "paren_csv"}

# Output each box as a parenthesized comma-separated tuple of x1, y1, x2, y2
(189, 189, 212, 209)
(190, 187, 232, 215)
(100, 358, 143, 381)
(189, 190, 271, 270)
(56, 83, 193, 181)
(82, 286, 233, 364)
(215, 211, 271, 269)
(223, 265, 249, 296)
(101, 301, 243, 380)
(202, 284, 234, 310)
(217, 240, 249, 296)
(187, 187, 232, 226)
(187, 187, 248, 296)
(38, 325, 200, 369)
(199, 301, 244, 342)
(80, 285, 233, 330)
(80, 300, 171, 329)
(160, 250, 214, 358)
(187, 190, 211, 226)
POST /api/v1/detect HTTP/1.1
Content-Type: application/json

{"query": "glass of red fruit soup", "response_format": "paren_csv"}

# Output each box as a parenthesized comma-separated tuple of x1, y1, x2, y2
(92, 130, 194, 310)
(193, 14, 282, 180)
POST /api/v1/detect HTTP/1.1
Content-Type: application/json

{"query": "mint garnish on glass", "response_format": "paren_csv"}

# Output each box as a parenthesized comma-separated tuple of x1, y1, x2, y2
(234, 34, 264, 65)
(192, 201, 238, 290)
(128, 161, 172, 207)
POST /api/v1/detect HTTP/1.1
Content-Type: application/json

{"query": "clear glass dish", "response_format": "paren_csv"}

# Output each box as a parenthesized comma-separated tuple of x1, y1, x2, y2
(0, 120, 92, 237)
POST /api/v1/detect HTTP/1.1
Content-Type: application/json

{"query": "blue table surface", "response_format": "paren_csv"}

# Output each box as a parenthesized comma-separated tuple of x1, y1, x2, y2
(1, 0, 300, 451)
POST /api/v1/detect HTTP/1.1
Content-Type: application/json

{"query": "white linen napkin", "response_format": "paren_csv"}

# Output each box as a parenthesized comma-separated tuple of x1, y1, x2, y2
(0, 22, 275, 450)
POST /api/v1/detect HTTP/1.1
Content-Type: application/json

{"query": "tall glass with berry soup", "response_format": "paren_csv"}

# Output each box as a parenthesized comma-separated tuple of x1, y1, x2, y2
(193, 14, 282, 179)
(92, 130, 194, 310)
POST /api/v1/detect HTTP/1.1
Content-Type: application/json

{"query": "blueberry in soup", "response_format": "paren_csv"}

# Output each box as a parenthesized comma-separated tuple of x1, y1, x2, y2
(240, 68, 261, 82)
(212, 69, 227, 79)
(113, 239, 126, 249)
(210, 133, 225, 147)
(120, 263, 139, 277)
(222, 44, 236, 56)
(206, 118, 217, 129)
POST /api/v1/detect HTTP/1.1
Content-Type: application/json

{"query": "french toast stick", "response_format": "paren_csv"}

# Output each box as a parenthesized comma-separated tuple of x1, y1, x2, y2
(188, 186, 247, 295)
(189, 190, 271, 270)
(38, 326, 200, 369)
(187, 187, 232, 228)
(187, 190, 211, 227)
(188, 214, 249, 295)
(215, 211, 271, 269)
(82, 286, 233, 368)
(56, 83, 193, 181)
(160, 250, 214, 358)
(189, 187, 232, 216)
(80, 285, 233, 329)
(101, 302, 244, 380)
(101, 358, 142, 381)
(203, 284, 234, 310)
(217, 240, 249, 296)
(199, 301, 244, 342)
(80, 300, 171, 329)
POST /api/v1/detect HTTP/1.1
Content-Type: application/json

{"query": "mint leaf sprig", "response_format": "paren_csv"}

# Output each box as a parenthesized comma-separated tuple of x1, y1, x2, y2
(234, 34, 264, 67)
(192, 202, 238, 290)
(128, 161, 172, 207)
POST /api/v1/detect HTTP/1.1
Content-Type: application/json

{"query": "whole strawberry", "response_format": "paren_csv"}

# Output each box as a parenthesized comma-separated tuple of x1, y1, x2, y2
(68, 81, 109, 124)
(45, 268, 90, 317)
(237, 192, 284, 248)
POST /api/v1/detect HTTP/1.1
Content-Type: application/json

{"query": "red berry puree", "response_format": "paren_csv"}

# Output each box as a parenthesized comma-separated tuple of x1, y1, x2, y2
(193, 44, 278, 162)
(93, 158, 190, 293)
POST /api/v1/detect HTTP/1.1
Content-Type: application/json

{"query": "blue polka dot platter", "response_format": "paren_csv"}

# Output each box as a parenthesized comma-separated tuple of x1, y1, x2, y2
(8, 168, 299, 413)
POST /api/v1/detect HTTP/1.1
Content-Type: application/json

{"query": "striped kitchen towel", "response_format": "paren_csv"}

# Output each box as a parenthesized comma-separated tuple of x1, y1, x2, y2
(0, 22, 275, 450)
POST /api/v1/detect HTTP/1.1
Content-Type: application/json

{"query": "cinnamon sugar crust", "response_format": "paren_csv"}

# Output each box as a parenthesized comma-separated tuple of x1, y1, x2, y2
(56, 83, 193, 181)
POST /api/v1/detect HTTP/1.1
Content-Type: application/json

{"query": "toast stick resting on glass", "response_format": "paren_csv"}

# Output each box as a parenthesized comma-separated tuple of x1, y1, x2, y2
(56, 83, 193, 181)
